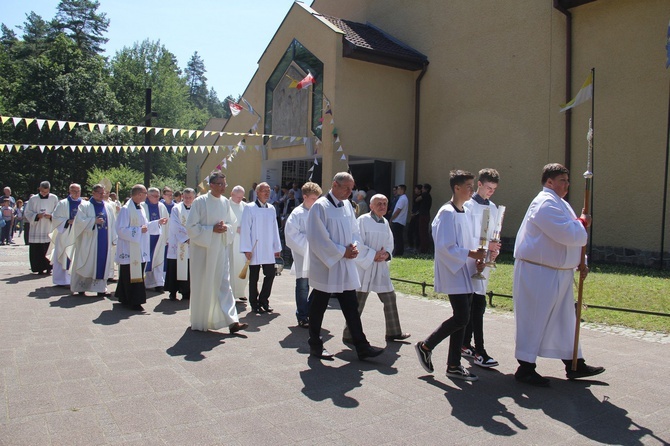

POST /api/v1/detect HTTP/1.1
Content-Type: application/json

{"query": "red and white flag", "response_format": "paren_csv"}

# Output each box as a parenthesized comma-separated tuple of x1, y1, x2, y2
(296, 72, 315, 90)
(229, 102, 243, 116)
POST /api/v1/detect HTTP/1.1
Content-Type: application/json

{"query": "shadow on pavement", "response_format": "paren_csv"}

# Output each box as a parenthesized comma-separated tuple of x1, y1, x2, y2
(166, 327, 228, 361)
(153, 297, 189, 315)
(3, 273, 48, 284)
(419, 370, 659, 444)
(28, 285, 71, 299)
(50, 294, 103, 308)
(92, 302, 146, 325)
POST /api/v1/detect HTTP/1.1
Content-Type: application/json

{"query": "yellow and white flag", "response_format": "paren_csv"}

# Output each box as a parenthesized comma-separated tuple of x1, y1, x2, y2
(560, 71, 593, 113)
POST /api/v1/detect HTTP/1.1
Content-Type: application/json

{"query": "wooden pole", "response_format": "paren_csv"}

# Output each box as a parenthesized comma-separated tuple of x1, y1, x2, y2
(572, 115, 594, 371)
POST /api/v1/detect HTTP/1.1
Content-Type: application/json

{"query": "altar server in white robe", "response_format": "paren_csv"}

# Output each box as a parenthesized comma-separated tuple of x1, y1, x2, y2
(239, 182, 282, 314)
(343, 194, 410, 343)
(70, 184, 117, 296)
(25, 181, 59, 274)
(306, 172, 384, 361)
(513, 163, 604, 386)
(165, 188, 195, 301)
(50, 183, 81, 286)
(415, 170, 485, 382)
(228, 185, 249, 301)
(143, 187, 169, 291)
(285, 181, 322, 328)
(115, 185, 166, 311)
(186, 172, 247, 333)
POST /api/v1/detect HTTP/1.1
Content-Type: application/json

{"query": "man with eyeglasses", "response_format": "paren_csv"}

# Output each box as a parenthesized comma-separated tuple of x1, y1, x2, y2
(306, 172, 384, 361)
(186, 172, 247, 334)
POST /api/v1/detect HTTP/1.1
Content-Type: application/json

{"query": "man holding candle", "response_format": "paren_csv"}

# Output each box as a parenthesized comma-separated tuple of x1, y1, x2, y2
(462, 168, 502, 368)
(415, 170, 486, 381)
(513, 163, 604, 386)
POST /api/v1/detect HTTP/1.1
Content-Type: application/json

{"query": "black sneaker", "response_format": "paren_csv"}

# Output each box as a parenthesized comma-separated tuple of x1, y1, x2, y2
(461, 345, 476, 358)
(446, 365, 478, 381)
(474, 351, 499, 368)
(415, 341, 434, 373)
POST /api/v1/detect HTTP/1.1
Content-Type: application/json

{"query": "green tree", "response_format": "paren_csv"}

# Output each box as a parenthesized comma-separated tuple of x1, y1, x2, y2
(185, 51, 208, 108)
(54, 0, 109, 55)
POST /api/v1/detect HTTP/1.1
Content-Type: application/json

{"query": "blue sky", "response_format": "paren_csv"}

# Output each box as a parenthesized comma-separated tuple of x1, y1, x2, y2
(1, 0, 304, 98)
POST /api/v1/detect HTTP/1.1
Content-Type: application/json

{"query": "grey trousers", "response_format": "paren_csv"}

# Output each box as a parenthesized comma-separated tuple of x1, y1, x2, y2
(343, 290, 403, 339)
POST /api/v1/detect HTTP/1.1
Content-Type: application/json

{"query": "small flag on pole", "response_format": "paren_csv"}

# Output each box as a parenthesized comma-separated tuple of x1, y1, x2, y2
(560, 71, 593, 113)
(229, 102, 243, 117)
(296, 72, 316, 90)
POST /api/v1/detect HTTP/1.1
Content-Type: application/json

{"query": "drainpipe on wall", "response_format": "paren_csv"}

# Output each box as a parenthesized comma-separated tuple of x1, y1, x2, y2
(412, 61, 429, 188)
(553, 1, 573, 175)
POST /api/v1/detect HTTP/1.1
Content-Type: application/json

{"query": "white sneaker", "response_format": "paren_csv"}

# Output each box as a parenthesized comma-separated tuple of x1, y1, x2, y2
(474, 352, 499, 368)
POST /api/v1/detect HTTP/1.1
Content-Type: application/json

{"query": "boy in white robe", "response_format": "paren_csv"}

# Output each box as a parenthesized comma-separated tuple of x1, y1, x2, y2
(462, 169, 502, 368)
(285, 182, 322, 327)
(165, 188, 195, 301)
(513, 163, 604, 386)
(306, 172, 384, 361)
(186, 173, 247, 334)
(239, 182, 282, 314)
(50, 184, 81, 286)
(70, 184, 117, 296)
(343, 194, 410, 342)
(415, 170, 486, 381)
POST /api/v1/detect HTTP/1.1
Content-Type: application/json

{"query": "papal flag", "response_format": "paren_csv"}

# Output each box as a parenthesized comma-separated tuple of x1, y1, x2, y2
(559, 71, 593, 113)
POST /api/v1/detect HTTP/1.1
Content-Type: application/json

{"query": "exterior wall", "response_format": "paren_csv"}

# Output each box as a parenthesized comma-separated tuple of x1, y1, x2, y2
(311, 0, 670, 263)
(191, 0, 670, 263)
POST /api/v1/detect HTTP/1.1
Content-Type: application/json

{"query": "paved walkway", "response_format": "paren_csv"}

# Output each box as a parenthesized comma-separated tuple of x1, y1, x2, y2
(1, 243, 668, 445)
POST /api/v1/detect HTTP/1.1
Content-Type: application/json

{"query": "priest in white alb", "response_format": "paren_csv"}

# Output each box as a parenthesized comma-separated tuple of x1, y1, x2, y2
(513, 163, 604, 386)
(143, 187, 169, 292)
(185, 172, 247, 334)
(50, 183, 81, 286)
(115, 184, 166, 311)
(70, 184, 117, 297)
(25, 181, 59, 274)
(228, 185, 249, 301)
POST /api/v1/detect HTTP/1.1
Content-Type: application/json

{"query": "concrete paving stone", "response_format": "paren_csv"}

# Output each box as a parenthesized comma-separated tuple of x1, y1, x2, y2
(51, 379, 104, 410)
(0, 414, 51, 446)
(1, 244, 669, 444)
(7, 383, 57, 419)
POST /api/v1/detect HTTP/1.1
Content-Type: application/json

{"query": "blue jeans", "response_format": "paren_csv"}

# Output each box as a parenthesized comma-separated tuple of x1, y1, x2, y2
(295, 278, 310, 322)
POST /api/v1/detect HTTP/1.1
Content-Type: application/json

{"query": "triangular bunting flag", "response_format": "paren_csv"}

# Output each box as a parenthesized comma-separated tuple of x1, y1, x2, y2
(12, 117, 23, 127)
(25, 118, 35, 127)
(188, 130, 195, 138)
(88, 123, 96, 132)
(340, 154, 346, 160)
(39, 145, 45, 153)
(0, 116, 9, 124)
(195, 131, 203, 138)
(36, 119, 45, 130)
(57, 121, 67, 131)
(97, 123, 106, 133)
(47, 120, 56, 130)
(337, 146, 343, 152)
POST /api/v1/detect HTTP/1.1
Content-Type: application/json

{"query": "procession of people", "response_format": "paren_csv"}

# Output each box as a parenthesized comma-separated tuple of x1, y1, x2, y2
(2, 165, 604, 386)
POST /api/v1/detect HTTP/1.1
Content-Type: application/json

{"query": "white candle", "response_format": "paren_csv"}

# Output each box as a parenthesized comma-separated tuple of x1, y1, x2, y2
(493, 205, 506, 240)
(478, 207, 490, 248)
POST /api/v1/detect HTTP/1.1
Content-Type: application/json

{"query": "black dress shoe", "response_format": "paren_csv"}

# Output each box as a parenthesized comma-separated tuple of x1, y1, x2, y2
(154, 287, 164, 293)
(131, 304, 144, 311)
(310, 348, 335, 360)
(358, 345, 384, 360)
(514, 368, 550, 387)
(97, 292, 112, 297)
(229, 322, 248, 333)
(169, 293, 177, 301)
(385, 333, 411, 342)
(565, 360, 605, 380)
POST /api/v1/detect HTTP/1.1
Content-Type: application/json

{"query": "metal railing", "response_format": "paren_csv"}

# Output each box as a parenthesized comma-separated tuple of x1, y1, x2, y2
(390, 277, 670, 318)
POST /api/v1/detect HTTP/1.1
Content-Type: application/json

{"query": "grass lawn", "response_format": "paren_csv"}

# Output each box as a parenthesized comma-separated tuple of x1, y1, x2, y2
(389, 252, 670, 334)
